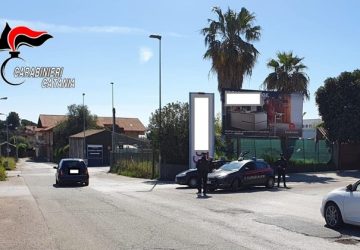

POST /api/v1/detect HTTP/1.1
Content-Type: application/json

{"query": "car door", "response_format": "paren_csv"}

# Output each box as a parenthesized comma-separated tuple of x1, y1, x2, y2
(254, 161, 267, 184)
(242, 162, 257, 185)
(343, 181, 360, 224)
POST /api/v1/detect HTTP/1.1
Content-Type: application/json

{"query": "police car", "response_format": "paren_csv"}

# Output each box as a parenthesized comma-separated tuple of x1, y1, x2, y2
(207, 158, 275, 192)
(175, 159, 229, 188)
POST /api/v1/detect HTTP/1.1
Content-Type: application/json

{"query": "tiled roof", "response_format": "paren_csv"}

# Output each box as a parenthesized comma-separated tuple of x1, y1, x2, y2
(37, 114, 146, 132)
(97, 117, 146, 132)
(70, 129, 107, 138)
(38, 114, 67, 129)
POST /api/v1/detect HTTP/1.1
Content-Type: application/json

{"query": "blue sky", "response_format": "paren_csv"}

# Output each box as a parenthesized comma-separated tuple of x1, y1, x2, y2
(1, 0, 360, 126)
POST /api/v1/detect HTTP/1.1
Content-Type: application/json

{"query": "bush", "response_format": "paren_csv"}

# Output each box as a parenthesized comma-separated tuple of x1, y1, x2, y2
(111, 160, 153, 179)
(0, 166, 6, 181)
(17, 143, 28, 158)
(0, 157, 16, 170)
(53, 145, 69, 163)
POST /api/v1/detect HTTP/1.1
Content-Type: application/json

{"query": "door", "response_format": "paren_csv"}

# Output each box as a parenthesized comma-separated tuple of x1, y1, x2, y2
(254, 161, 268, 184)
(343, 181, 360, 224)
(243, 162, 257, 185)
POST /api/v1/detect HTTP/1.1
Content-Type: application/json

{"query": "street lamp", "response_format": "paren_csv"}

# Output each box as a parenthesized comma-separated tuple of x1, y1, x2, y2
(149, 34, 162, 179)
(83, 93, 86, 160)
(0, 97, 7, 100)
(110, 82, 116, 161)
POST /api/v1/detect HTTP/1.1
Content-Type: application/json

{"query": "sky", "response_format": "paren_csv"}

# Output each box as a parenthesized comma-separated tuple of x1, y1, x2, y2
(1, 0, 360, 127)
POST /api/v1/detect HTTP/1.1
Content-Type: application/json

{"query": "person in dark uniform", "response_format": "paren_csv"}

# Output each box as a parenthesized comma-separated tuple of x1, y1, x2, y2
(276, 153, 288, 188)
(196, 152, 210, 196)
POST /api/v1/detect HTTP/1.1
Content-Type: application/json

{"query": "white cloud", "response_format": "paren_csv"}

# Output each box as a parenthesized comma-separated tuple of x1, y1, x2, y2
(139, 47, 153, 63)
(0, 18, 146, 35)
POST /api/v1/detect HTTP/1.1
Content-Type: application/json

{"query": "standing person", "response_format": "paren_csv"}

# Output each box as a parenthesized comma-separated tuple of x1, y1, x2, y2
(276, 153, 288, 188)
(196, 152, 210, 196)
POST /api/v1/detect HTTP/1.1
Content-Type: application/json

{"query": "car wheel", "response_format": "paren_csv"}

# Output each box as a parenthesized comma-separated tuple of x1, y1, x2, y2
(188, 177, 197, 188)
(84, 181, 89, 186)
(266, 177, 275, 188)
(325, 202, 343, 228)
(231, 179, 239, 192)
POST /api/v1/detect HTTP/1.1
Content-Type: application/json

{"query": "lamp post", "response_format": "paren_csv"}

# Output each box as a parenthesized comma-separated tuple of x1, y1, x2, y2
(82, 93, 86, 160)
(149, 34, 162, 179)
(110, 82, 116, 164)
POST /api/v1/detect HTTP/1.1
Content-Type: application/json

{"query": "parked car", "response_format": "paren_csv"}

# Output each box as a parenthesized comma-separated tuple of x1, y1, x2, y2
(321, 180, 360, 228)
(175, 159, 229, 188)
(55, 158, 89, 186)
(207, 158, 275, 192)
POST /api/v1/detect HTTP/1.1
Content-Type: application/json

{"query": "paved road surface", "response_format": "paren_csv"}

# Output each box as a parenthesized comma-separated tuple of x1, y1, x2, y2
(0, 159, 359, 249)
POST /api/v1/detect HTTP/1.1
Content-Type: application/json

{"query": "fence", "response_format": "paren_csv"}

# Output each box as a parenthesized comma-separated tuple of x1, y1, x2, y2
(237, 138, 330, 163)
(110, 149, 159, 179)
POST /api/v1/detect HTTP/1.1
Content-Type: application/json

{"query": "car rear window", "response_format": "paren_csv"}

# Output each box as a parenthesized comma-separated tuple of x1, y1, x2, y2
(61, 160, 86, 169)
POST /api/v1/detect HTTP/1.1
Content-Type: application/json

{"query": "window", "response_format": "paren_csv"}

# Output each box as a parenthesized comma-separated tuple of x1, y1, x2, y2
(244, 162, 256, 171)
(256, 161, 267, 170)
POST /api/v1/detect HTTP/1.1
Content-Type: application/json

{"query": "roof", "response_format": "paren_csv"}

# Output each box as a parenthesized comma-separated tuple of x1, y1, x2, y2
(37, 115, 146, 133)
(96, 117, 146, 132)
(70, 129, 108, 138)
(38, 114, 67, 129)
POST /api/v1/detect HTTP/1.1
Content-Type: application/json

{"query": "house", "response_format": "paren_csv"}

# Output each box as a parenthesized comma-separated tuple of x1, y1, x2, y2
(69, 129, 111, 166)
(302, 118, 322, 139)
(35, 115, 67, 161)
(35, 114, 146, 161)
(68, 129, 150, 166)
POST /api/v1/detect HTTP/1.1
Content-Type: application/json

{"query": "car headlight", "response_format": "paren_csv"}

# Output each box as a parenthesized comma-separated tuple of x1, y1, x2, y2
(217, 174, 228, 179)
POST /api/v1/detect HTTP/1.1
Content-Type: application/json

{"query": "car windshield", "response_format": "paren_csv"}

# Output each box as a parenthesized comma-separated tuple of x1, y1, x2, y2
(220, 161, 245, 171)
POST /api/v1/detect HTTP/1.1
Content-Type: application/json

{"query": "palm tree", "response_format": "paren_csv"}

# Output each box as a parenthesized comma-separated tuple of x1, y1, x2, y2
(201, 7, 261, 92)
(263, 51, 310, 99)
(263, 52, 310, 160)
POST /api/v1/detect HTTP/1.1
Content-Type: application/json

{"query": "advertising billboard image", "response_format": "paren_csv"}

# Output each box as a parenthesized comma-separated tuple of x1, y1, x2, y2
(189, 92, 214, 169)
(223, 90, 303, 137)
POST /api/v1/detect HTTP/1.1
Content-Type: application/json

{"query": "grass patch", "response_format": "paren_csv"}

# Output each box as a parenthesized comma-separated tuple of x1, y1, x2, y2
(111, 160, 155, 179)
(0, 166, 6, 181)
(0, 157, 16, 170)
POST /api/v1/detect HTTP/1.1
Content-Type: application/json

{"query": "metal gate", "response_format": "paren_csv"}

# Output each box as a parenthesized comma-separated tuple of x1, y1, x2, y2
(87, 144, 103, 166)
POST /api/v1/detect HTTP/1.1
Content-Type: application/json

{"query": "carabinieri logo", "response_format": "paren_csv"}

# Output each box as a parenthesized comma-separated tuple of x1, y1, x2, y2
(0, 22, 52, 85)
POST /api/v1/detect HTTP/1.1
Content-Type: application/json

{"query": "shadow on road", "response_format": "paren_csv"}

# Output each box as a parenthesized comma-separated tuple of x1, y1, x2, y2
(209, 186, 282, 194)
(52, 184, 86, 188)
(327, 224, 360, 238)
(287, 173, 335, 184)
(336, 171, 360, 179)
(196, 194, 212, 199)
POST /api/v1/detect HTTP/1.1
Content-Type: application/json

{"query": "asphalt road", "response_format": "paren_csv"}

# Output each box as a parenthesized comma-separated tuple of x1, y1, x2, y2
(1, 159, 360, 250)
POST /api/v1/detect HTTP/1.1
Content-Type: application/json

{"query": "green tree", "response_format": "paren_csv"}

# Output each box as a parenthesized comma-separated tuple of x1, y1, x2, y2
(263, 52, 310, 159)
(214, 113, 226, 158)
(53, 104, 98, 161)
(263, 51, 310, 99)
(21, 119, 36, 126)
(148, 102, 189, 164)
(315, 70, 360, 143)
(6, 112, 20, 130)
(201, 6, 261, 91)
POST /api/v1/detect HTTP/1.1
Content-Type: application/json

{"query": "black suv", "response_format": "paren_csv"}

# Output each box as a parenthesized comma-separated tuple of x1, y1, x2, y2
(55, 158, 89, 186)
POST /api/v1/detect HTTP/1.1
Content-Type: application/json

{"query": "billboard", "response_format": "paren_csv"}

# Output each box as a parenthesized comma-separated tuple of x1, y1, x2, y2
(189, 93, 214, 169)
(223, 89, 303, 137)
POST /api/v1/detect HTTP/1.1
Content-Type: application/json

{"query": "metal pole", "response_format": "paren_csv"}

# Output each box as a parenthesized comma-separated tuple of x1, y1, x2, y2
(111, 82, 115, 166)
(149, 34, 162, 179)
(159, 37, 162, 179)
(83, 93, 86, 160)
(6, 122, 9, 157)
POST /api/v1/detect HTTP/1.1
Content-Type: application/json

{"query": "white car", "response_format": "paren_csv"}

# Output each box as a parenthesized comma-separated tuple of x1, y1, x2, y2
(321, 180, 360, 228)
